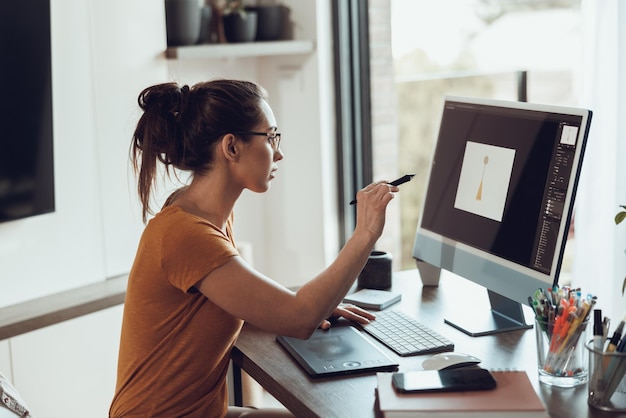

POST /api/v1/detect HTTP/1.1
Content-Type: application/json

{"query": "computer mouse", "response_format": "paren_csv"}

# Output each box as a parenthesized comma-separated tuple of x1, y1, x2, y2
(421, 352, 482, 370)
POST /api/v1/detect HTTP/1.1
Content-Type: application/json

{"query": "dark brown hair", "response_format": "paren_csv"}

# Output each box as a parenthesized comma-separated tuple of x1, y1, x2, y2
(131, 79, 267, 222)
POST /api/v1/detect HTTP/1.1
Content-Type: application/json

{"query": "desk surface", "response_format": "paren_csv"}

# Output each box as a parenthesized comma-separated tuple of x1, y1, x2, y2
(232, 270, 615, 418)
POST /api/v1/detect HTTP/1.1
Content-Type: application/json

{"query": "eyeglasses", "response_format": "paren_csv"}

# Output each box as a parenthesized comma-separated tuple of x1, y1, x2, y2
(231, 131, 282, 151)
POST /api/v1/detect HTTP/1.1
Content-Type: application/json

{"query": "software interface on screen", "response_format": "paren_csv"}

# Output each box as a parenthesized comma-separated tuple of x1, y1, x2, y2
(421, 101, 583, 277)
(414, 97, 591, 336)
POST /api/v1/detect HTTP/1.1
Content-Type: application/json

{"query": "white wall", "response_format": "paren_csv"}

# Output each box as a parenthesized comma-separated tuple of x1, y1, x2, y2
(0, 340, 10, 382)
(10, 306, 123, 417)
(0, 0, 336, 308)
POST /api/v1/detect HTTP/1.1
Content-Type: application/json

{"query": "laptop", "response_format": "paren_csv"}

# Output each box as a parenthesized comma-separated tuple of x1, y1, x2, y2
(276, 325, 398, 377)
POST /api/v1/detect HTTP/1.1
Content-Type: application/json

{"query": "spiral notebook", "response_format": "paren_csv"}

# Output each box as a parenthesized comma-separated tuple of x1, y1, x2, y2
(277, 325, 399, 377)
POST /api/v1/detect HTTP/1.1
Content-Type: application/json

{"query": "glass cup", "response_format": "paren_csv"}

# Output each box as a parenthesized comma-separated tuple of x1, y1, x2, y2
(586, 339, 626, 412)
(535, 317, 589, 387)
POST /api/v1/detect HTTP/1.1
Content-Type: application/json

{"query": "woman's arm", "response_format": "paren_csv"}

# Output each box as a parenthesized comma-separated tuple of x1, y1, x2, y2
(196, 181, 397, 338)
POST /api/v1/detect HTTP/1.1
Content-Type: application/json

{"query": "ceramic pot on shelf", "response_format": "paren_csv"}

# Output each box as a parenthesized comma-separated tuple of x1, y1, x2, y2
(197, 6, 213, 44)
(165, 0, 202, 46)
(245, 5, 288, 41)
(223, 10, 258, 43)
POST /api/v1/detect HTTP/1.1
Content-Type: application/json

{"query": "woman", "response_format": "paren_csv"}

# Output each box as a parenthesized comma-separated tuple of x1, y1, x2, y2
(109, 79, 399, 417)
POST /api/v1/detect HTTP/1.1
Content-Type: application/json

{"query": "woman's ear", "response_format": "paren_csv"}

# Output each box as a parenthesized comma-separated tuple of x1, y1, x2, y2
(220, 134, 240, 162)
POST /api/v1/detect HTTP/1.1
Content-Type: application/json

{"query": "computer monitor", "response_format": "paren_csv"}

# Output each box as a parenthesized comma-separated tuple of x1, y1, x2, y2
(412, 96, 592, 336)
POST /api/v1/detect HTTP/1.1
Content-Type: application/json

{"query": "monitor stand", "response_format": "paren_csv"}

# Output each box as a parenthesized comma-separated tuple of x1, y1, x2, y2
(444, 290, 533, 337)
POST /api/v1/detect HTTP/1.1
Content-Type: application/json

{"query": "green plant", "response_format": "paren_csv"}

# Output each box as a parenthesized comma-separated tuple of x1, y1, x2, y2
(223, 0, 246, 16)
(617, 205, 626, 226)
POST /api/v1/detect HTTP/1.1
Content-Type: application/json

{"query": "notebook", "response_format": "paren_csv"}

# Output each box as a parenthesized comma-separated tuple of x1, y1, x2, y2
(276, 325, 399, 377)
(376, 370, 548, 417)
(343, 288, 402, 310)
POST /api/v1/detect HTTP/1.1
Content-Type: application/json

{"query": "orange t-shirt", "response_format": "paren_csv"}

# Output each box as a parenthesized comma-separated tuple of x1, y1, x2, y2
(109, 206, 242, 417)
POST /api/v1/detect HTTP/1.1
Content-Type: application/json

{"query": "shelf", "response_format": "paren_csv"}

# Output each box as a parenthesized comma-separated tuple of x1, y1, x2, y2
(165, 39, 315, 60)
(0, 274, 127, 340)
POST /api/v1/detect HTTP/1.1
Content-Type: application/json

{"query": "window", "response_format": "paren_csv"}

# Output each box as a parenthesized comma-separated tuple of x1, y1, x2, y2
(367, 0, 582, 273)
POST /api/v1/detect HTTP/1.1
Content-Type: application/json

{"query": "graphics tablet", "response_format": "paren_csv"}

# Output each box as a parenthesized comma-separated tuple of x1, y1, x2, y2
(276, 325, 398, 377)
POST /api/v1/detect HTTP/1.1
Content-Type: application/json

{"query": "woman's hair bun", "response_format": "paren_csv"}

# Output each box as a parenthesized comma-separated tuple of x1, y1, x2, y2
(138, 82, 186, 117)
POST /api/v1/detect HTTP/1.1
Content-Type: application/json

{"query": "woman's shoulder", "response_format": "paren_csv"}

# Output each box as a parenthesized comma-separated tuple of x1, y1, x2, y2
(152, 205, 207, 227)
(152, 205, 186, 222)
(150, 206, 230, 237)
(147, 206, 237, 259)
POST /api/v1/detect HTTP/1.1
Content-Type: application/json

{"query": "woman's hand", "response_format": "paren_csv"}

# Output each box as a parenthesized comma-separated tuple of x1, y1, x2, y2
(318, 304, 376, 329)
(354, 181, 399, 238)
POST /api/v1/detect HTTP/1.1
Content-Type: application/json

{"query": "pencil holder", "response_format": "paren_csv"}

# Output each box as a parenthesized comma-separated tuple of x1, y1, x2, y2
(586, 340, 626, 412)
(535, 317, 589, 387)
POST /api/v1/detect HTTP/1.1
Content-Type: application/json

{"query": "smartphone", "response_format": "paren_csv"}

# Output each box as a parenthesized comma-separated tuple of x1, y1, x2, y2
(391, 368, 497, 393)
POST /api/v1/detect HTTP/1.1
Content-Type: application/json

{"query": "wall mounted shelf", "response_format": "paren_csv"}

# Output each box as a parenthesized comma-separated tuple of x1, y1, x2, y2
(0, 274, 128, 340)
(165, 39, 315, 60)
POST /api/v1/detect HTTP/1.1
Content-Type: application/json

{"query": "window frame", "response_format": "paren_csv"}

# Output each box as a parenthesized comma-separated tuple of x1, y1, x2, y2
(332, 0, 373, 245)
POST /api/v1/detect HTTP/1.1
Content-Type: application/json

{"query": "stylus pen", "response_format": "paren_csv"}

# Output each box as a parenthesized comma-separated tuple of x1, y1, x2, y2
(349, 173, 415, 205)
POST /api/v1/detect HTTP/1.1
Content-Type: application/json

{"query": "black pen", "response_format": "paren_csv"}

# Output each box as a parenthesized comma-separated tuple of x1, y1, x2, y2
(349, 173, 415, 205)
(607, 319, 625, 353)
(594, 309, 604, 351)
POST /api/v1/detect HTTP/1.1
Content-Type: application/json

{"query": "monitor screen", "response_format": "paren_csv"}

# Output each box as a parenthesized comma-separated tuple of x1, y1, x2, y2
(412, 96, 592, 336)
(0, 0, 55, 223)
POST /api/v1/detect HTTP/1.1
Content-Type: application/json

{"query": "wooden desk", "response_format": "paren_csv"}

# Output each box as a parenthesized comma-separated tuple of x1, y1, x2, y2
(232, 270, 614, 418)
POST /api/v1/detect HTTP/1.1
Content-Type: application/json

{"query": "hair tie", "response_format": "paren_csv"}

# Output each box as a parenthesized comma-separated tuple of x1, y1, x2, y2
(177, 85, 190, 121)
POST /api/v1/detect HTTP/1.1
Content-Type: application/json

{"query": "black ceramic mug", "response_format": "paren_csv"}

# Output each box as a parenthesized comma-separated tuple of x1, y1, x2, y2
(358, 251, 392, 290)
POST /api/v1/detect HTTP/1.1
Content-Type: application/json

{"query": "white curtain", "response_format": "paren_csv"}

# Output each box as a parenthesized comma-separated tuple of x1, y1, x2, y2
(574, 0, 626, 322)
